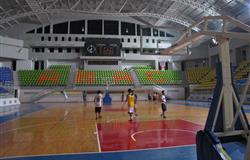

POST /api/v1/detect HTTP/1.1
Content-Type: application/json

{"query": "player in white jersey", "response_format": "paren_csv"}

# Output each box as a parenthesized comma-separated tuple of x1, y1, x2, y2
(94, 90, 103, 120)
(160, 90, 167, 119)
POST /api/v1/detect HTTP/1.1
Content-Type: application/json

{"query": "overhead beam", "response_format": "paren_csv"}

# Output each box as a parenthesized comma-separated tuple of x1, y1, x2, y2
(131, 16, 185, 32)
(25, 0, 50, 24)
(95, 0, 105, 12)
(46, 0, 59, 9)
(0, 9, 196, 30)
(71, 0, 81, 10)
(119, 0, 129, 13)
(161, 16, 250, 55)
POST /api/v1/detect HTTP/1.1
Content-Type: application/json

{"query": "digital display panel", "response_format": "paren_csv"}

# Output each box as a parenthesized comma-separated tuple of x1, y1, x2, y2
(84, 38, 121, 57)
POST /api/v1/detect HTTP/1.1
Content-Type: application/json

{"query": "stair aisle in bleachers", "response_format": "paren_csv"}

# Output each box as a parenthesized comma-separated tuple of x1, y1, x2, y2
(67, 68, 76, 88)
(130, 69, 141, 88)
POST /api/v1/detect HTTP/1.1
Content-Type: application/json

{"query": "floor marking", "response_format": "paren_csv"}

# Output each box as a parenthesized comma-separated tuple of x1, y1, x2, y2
(131, 129, 196, 142)
(0, 144, 196, 160)
(106, 119, 115, 123)
(63, 110, 69, 120)
(95, 123, 102, 152)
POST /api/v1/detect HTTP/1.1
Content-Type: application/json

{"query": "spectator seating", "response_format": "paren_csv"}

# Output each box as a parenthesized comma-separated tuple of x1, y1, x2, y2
(0, 67, 13, 83)
(186, 67, 210, 84)
(135, 69, 183, 85)
(19, 69, 70, 86)
(75, 70, 133, 86)
(234, 60, 250, 81)
(195, 69, 216, 90)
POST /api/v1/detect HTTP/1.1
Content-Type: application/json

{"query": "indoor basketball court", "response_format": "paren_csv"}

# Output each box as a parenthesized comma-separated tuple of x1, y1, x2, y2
(1, 0, 250, 160)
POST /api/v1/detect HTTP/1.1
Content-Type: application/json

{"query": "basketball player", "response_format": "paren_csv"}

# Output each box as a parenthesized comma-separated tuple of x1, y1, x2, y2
(126, 88, 135, 121)
(94, 90, 103, 120)
(82, 90, 87, 105)
(161, 90, 167, 119)
(131, 90, 138, 116)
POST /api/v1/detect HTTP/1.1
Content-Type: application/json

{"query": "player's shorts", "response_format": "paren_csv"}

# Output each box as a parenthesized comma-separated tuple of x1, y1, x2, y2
(95, 107, 102, 113)
(128, 107, 134, 114)
(161, 103, 167, 111)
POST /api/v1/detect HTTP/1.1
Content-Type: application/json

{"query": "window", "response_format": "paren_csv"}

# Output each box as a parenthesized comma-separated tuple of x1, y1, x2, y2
(44, 25, 50, 34)
(134, 38, 137, 43)
(41, 36, 44, 41)
(137, 25, 141, 36)
(68, 37, 71, 41)
(53, 22, 68, 34)
(88, 20, 102, 34)
(81, 37, 85, 41)
(121, 38, 124, 42)
(153, 29, 158, 37)
(67, 48, 71, 53)
(26, 29, 35, 34)
(125, 49, 129, 54)
(133, 49, 137, 54)
(75, 48, 80, 53)
(127, 38, 130, 43)
(54, 37, 58, 41)
(152, 39, 155, 43)
(104, 20, 119, 35)
(41, 48, 45, 52)
(58, 48, 63, 53)
(36, 27, 43, 34)
(48, 37, 51, 41)
(146, 39, 149, 43)
(49, 48, 54, 53)
(35, 48, 40, 52)
(166, 32, 174, 37)
(121, 22, 135, 35)
(70, 20, 85, 34)
(62, 37, 65, 41)
(142, 28, 151, 36)
(75, 37, 78, 41)
(160, 31, 165, 37)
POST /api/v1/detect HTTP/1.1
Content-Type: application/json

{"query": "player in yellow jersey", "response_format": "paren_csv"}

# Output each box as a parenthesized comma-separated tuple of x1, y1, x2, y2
(126, 88, 135, 121)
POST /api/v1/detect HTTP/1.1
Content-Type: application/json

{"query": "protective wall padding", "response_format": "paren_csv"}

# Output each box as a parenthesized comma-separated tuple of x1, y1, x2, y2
(196, 130, 224, 160)
(103, 90, 112, 105)
(205, 63, 224, 132)
(222, 142, 245, 160)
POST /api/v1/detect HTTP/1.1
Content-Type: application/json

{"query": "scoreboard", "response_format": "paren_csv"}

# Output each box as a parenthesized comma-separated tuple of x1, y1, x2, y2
(84, 38, 121, 57)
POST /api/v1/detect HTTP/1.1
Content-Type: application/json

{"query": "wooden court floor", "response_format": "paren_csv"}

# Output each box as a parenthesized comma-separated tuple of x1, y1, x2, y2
(0, 101, 249, 158)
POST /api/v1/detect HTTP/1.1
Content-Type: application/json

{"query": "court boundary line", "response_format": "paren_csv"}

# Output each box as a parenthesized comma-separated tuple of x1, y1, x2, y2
(95, 123, 101, 152)
(0, 144, 196, 160)
(131, 128, 197, 142)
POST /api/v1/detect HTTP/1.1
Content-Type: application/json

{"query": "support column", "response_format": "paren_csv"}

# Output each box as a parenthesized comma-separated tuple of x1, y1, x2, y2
(218, 38, 234, 131)
(155, 59, 159, 70)
(208, 46, 212, 68)
(140, 27, 143, 54)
